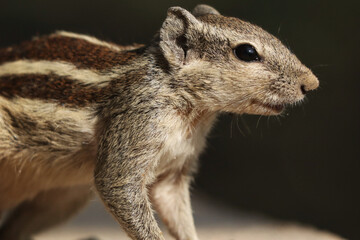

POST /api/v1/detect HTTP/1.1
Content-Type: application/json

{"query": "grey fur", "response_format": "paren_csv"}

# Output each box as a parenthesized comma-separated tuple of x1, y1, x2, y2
(0, 4, 318, 240)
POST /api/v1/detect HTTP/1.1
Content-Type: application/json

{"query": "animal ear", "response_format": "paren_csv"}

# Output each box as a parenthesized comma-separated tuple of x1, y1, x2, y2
(192, 4, 220, 17)
(159, 7, 202, 67)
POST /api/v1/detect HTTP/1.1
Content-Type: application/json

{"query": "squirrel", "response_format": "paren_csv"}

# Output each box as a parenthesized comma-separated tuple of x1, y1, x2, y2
(0, 4, 319, 240)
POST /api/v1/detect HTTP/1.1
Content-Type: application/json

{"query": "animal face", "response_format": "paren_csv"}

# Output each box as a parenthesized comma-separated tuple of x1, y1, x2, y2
(159, 5, 319, 115)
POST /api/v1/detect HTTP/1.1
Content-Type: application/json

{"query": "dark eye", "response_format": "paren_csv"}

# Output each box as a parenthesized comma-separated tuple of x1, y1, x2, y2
(233, 44, 261, 62)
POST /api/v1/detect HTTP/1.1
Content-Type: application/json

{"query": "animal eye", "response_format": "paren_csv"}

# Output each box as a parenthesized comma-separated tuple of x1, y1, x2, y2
(233, 44, 261, 62)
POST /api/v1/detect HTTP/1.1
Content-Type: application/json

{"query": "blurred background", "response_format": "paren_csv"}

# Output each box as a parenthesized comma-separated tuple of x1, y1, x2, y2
(0, 0, 359, 239)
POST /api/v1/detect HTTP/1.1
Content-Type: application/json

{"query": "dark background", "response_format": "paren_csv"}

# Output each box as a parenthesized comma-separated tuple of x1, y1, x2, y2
(0, 0, 359, 239)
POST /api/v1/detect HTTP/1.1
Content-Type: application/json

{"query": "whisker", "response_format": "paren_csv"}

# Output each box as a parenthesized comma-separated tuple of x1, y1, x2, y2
(275, 115, 282, 126)
(256, 115, 263, 129)
(230, 114, 234, 138)
(266, 116, 271, 129)
(235, 115, 245, 137)
(240, 116, 251, 135)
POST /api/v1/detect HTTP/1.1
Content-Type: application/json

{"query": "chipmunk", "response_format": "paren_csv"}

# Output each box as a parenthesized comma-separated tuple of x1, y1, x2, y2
(0, 4, 319, 240)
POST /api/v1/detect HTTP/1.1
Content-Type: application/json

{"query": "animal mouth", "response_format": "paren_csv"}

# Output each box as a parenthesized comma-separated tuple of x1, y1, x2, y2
(251, 100, 286, 115)
(261, 103, 285, 113)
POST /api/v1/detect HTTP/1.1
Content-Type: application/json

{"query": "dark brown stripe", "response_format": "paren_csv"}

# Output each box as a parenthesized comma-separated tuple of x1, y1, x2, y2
(0, 35, 144, 70)
(1, 106, 92, 152)
(0, 74, 111, 107)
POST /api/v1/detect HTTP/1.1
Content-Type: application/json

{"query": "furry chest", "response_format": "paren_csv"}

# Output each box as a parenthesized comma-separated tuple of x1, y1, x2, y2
(155, 118, 211, 176)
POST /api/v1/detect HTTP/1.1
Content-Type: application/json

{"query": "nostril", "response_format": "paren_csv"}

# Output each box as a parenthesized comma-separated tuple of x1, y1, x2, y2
(301, 85, 307, 95)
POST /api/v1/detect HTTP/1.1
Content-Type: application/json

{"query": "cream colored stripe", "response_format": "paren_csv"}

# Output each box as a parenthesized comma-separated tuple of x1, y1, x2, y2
(54, 31, 122, 51)
(0, 60, 117, 86)
(0, 96, 97, 132)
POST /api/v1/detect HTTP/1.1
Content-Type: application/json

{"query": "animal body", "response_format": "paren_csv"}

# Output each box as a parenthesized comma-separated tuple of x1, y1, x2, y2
(0, 4, 319, 240)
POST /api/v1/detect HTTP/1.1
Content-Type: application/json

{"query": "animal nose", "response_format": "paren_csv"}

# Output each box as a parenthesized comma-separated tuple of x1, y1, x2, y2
(300, 72, 319, 95)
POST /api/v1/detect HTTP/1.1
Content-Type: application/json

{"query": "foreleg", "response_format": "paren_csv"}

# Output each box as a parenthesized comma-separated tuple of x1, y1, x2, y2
(94, 113, 165, 240)
(150, 168, 199, 240)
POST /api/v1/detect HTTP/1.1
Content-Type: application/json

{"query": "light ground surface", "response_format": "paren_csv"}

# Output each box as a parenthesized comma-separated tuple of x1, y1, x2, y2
(36, 193, 343, 240)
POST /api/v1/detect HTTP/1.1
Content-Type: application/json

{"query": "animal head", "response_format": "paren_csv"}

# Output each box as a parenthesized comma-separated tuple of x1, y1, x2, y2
(158, 4, 319, 115)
